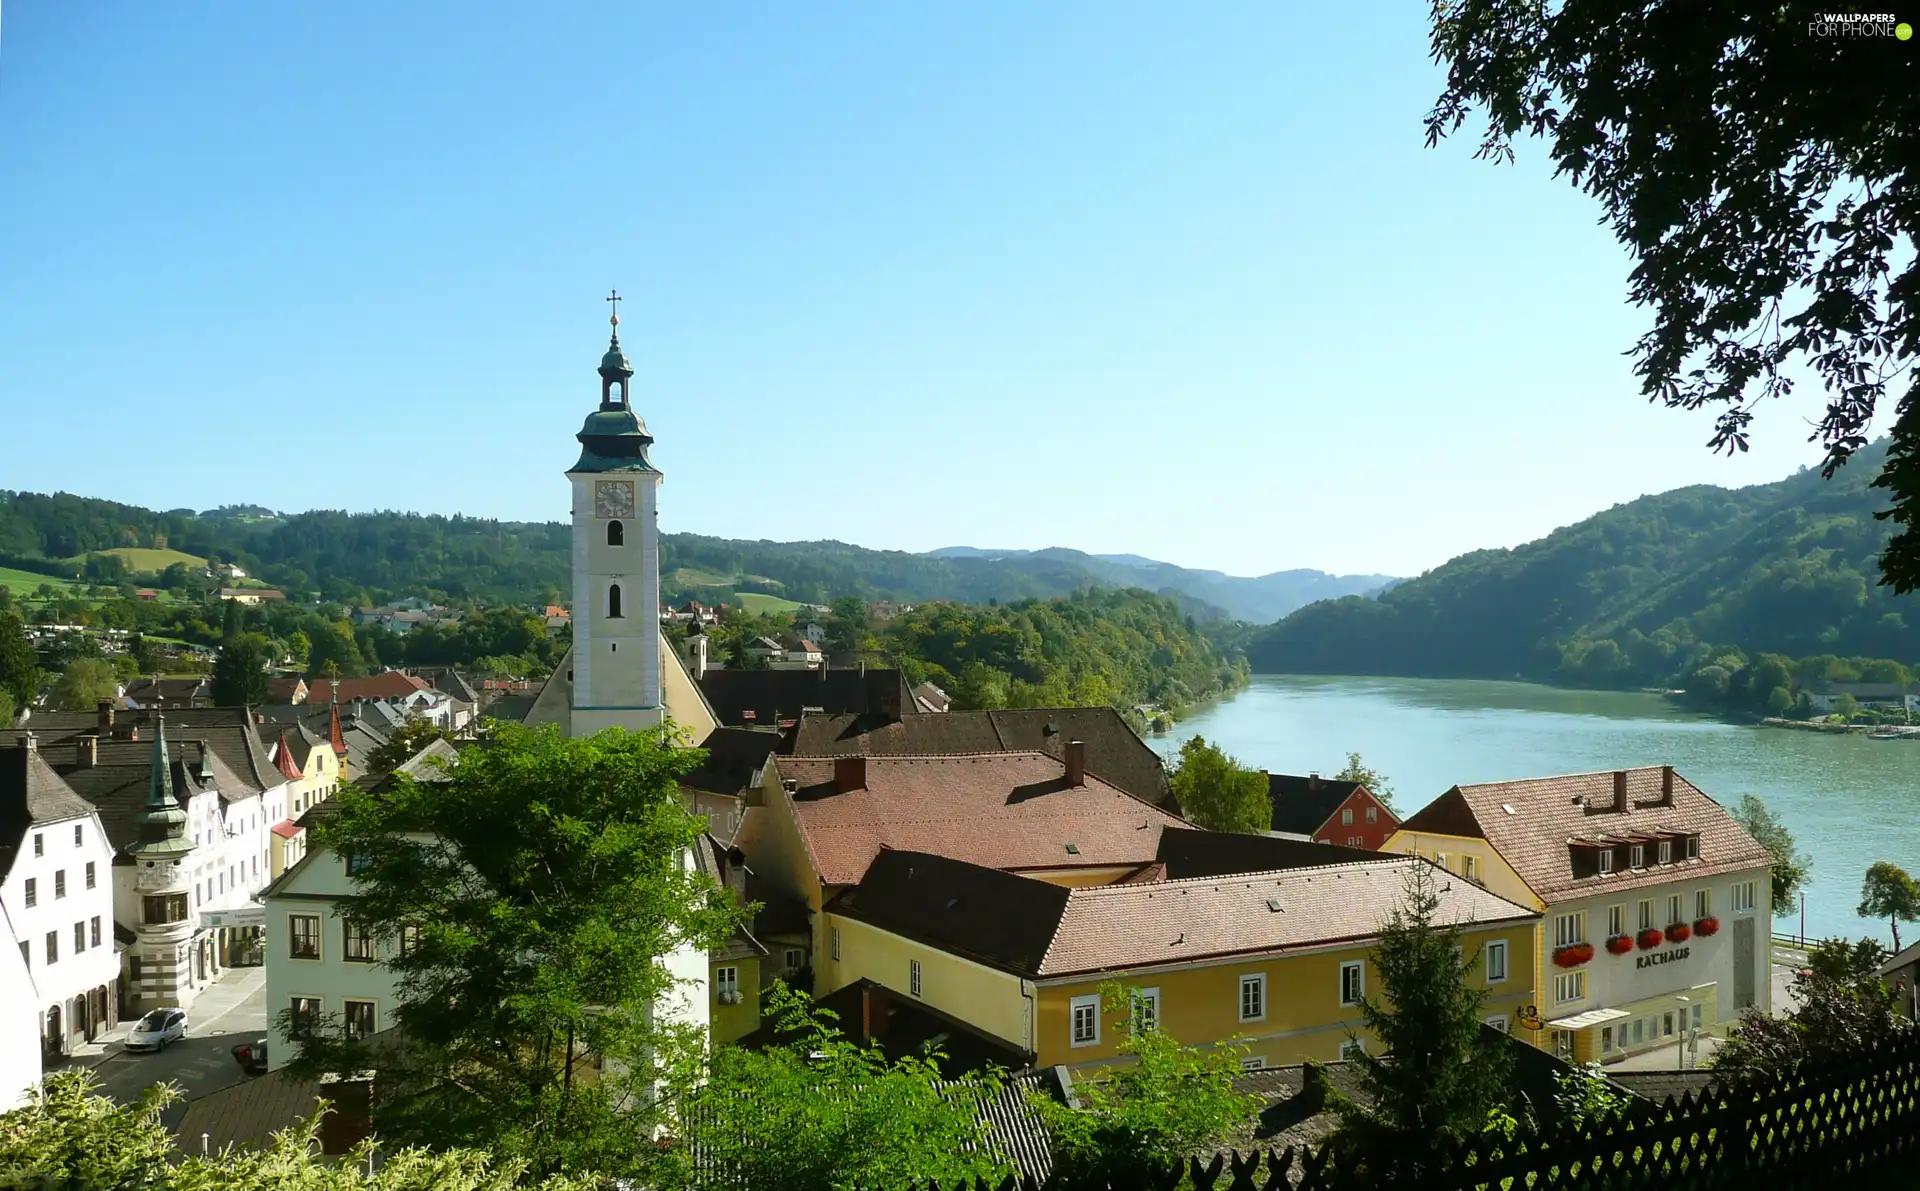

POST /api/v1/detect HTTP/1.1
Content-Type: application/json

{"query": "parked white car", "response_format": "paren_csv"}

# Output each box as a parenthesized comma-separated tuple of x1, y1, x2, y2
(125, 1008, 187, 1052)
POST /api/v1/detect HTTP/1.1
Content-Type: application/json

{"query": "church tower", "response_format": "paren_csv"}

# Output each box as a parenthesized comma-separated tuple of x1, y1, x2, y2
(567, 292, 664, 735)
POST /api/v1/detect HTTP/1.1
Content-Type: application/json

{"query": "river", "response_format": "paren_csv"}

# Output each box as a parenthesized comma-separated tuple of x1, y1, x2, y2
(1158, 675, 1920, 946)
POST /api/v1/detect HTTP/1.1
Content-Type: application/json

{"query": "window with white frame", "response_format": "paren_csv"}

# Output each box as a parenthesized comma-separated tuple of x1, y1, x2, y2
(73, 824, 82, 847)
(1696, 889, 1711, 919)
(1630, 844, 1645, 869)
(1598, 849, 1614, 874)
(1339, 961, 1365, 1006)
(1658, 839, 1673, 864)
(343, 1000, 377, 1040)
(1638, 899, 1654, 930)
(1687, 835, 1700, 860)
(1553, 912, 1585, 948)
(1463, 855, 1479, 880)
(909, 958, 923, 998)
(1435, 852, 1451, 872)
(1365, 807, 1378, 823)
(1554, 971, 1585, 1004)
(1240, 1056, 1267, 1071)
(1485, 939, 1508, 983)
(784, 948, 804, 972)
(1485, 1014, 1510, 1033)
(1666, 894, 1683, 926)
(343, 920, 376, 963)
(85, 862, 95, 889)
(1348, 836, 1364, 847)
(714, 966, 739, 997)
(1608, 904, 1626, 938)
(289, 914, 320, 960)
(1339, 1039, 1366, 1061)
(1239, 973, 1266, 1022)
(1340, 808, 1354, 825)
(1131, 987, 1160, 1033)
(1070, 994, 1101, 1046)
(1732, 880, 1756, 913)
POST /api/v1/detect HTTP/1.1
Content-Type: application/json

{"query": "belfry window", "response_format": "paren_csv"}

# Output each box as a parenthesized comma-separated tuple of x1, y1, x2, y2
(607, 520, 624, 546)
(608, 584, 624, 618)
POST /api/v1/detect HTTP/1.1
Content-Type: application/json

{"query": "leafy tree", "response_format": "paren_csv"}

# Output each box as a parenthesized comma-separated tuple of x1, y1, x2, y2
(306, 620, 366, 679)
(1835, 693, 1861, 724)
(209, 633, 271, 707)
(49, 658, 119, 712)
(1858, 861, 1920, 953)
(1333, 750, 1396, 812)
(281, 722, 742, 1180)
(1552, 1060, 1630, 1130)
(823, 595, 872, 653)
(1807, 936, 1890, 987)
(1333, 864, 1513, 1175)
(1766, 686, 1794, 715)
(364, 717, 457, 775)
(3, 1069, 594, 1191)
(951, 660, 1010, 711)
(672, 983, 1013, 1191)
(1426, 0, 1919, 593)
(1714, 970, 1911, 1079)
(0, 690, 13, 726)
(1731, 794, 1811, 908)
(1168, 735, 1269, 835)
(1030, 982, 1261, 1190)
(0, 610, 40, 708)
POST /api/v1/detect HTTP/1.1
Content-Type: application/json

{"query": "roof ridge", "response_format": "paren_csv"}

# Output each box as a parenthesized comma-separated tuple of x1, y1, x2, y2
(787, 751, 1053, 762)
(1459, 765, 1688, 789)
(1065, 856, 1415, 898)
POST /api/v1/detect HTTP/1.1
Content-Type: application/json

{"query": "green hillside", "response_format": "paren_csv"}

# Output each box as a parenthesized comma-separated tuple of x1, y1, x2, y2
(1246, 441, 1917, 687)
(81, 547, 207, 572)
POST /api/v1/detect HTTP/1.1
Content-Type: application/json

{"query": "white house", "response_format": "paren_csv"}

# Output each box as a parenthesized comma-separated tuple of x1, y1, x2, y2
(1806, 683, 1919, 714)
(0, 902, 41, 1107)
(1, 736, 122, 1058)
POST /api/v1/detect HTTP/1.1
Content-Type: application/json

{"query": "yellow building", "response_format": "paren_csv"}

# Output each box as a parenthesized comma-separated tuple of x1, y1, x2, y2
(733, 747, 1188, 994)
(823, 849, 1539, 1071)
(1387, 766, 1773, 1065)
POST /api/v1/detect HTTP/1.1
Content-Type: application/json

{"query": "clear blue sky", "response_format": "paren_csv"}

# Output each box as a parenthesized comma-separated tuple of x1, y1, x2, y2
(0, 2, 1870, 579)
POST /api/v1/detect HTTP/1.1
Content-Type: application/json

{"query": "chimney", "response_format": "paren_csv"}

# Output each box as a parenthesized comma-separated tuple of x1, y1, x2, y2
(1660, 764, 1674, 806)
(96, 699, 115, 732)
(19, 732, 34, 755)
(860, 982, 890, 1043)
(75, 735, 97, 768)
(1064, 739, 1086, 788)
(1308, 772, 1321, 791)
(834, 755, 867, 793)
(1612, 770, 1629, 813)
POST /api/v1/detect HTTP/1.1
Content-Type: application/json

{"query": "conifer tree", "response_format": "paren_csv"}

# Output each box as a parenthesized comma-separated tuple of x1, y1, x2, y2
(1334, 863, 1513, 1173)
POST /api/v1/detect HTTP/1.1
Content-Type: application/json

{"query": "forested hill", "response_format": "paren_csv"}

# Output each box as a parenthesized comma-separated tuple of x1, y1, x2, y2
(0, 490, 1377, 619)
(1246, 440, 1920, 684)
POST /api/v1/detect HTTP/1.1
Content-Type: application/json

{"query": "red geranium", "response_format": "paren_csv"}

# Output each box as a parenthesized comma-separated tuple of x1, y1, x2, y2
(1694, 917, 1719, 936)
(1605, 935, 1634, 955)
(1552, 942, 1594, 968)
(1666, 922, 1692, 943)
(1637, 928, 1665, 951)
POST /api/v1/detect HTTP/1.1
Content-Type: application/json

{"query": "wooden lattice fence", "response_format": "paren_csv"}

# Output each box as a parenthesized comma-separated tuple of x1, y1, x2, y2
(914, 1029, 1920, 1191)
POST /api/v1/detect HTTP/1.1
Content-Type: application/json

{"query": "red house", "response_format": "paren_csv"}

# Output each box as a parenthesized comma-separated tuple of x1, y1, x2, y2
(1265, 772, 1399, 851)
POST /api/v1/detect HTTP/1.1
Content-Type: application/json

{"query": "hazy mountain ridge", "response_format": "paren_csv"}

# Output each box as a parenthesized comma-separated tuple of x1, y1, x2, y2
(924, 545, 1399, 623)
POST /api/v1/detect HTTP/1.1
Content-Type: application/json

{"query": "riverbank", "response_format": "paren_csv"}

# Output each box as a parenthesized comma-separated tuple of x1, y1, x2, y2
(1759, 718, 1920, 737)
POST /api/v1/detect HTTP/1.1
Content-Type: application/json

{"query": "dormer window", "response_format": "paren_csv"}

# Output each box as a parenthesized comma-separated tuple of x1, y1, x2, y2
(1658, 840, 1673, 865)
(1686, 835, 1700, 860)
(1598, 849, 1613, 875)
(1630, 845, 1645, 869)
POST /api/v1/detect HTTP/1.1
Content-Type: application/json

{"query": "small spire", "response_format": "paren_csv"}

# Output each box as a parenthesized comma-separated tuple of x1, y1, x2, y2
(147, 714, 172, 809)
(606, 288, 623, 343)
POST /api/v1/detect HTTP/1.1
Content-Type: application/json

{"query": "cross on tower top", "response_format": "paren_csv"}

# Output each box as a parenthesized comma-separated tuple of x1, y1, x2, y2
(606, 289, 622, 328)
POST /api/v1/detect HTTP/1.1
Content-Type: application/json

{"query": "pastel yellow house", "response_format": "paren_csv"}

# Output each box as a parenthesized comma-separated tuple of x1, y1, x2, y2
(732, 747, 1188, 998)
(823, 850, 1540, 1071)
(1387, 766, 1772, 1066)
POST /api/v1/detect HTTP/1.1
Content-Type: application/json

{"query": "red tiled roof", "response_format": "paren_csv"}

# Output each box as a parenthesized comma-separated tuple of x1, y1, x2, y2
(306, 672, 430, 704)
(1401, 766, 1771, 902)
(270, 818, 302, 840)
(273, 732, 302, 781)
(776, 752, 1187, 886)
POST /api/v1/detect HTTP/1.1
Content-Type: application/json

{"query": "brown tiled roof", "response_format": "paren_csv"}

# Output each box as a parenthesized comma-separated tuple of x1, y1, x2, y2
(12, 707, 284, 793)
(786, 707, 1174, 809)
(830, 850, 1536, 980)
(173, 1067, 324, 1155)
(775, 752, 1186, 886)
(698, 668, 914, 727)
(1036, 857, 1536, 978)
(0, 741, 97, 874)
(1400, 767, 1771, 902)
(738, 976, 1034, 1074)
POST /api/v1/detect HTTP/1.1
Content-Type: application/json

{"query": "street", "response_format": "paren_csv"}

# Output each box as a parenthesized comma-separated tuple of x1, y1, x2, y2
(57, 967, 267, 1116)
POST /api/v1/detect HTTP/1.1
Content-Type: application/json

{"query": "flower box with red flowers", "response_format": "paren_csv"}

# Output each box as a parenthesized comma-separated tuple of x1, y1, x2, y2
(1636, 928, 1666, 951)
(1694, 917, 1719, 937)
(1666, 923, 1692, 943)
(1605, 934, 1634, 956)
(1552, 942, 1595, 968)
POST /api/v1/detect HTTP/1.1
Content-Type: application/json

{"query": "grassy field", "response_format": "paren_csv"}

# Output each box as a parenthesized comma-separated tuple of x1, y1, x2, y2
(670, 566, 737, 588)
(733, 591, 808, 614)
(0, 566, 79, 595)
(83, 547, 207, 572)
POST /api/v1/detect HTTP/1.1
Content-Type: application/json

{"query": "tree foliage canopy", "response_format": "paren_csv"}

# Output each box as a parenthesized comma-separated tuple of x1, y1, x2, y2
(1426, 0, 1919, 592)
(1732, 793, 1812, 908)
(282, 722, 743, 1179)
(1168, 735, 1270, 835)
(1858, 860, 1920, 952)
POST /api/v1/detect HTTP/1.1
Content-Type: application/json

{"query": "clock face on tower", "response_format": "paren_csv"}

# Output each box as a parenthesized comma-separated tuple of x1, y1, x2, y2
(594, 480, 636, 519)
